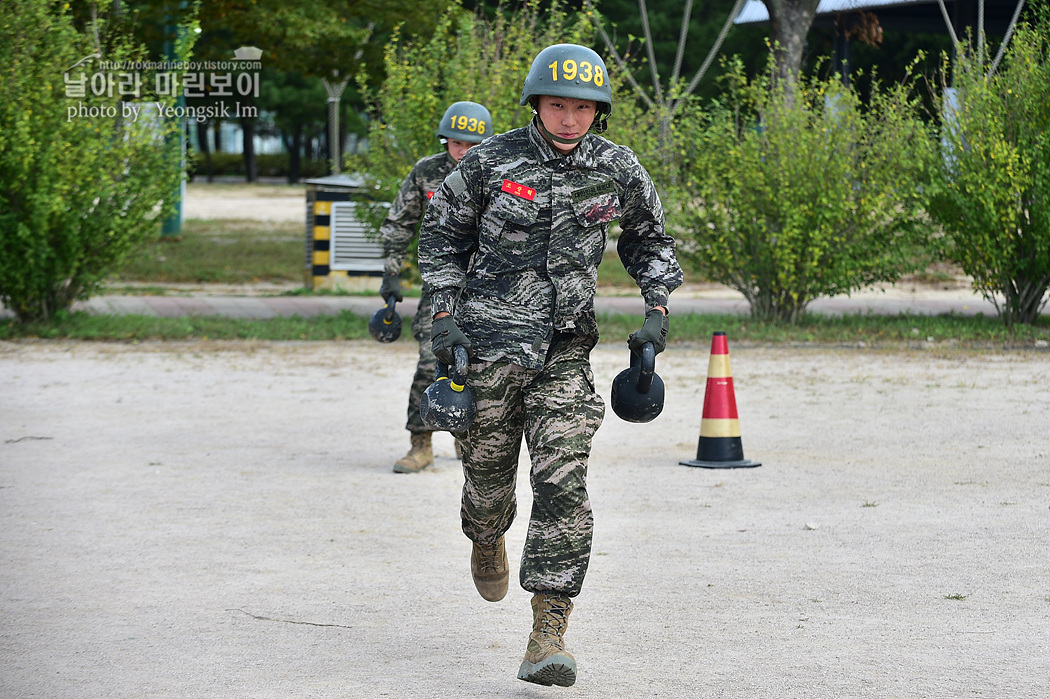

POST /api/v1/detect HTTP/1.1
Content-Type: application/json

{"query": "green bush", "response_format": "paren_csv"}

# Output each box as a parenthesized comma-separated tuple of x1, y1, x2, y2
(0, 0, 195, 322)
(675, 58, 938, 323)
(928, 17, 1050, 326)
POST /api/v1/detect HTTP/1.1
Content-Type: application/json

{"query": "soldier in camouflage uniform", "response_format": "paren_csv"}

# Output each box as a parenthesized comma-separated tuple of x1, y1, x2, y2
(380, 101, 494, 474)
(419, 44, 682, 686)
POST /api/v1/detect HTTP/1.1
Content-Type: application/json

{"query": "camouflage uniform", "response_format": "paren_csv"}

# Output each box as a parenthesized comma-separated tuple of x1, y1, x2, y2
(419, 119, 683, 596)
(380, 151, 457, 434)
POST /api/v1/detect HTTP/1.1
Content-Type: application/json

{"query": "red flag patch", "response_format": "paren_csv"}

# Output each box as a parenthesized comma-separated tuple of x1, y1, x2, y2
(501, 179, 536, 201)
(426, 191, 434, 199)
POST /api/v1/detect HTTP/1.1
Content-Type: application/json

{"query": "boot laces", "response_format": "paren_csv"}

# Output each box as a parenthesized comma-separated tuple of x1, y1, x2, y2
(537, 596, 570, 636)
(477, 543, 502, 573)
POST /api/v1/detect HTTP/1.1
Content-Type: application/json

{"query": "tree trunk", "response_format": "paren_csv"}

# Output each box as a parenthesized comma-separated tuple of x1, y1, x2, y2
(241, 116, 256, 183)
(999, 276, 1050, 327)
(761, 0, 821, 83)
(289, 125, 302, 184)
(196, 120, 213, 183)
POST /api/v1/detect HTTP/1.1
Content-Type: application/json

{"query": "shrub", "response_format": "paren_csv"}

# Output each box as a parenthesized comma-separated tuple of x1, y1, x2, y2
(675, 58, 938, 323)
(0, 1, 195, 322)
(928, 17, 1050, 326)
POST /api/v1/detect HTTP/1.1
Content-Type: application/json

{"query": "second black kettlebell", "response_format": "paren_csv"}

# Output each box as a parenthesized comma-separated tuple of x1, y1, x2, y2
(420, 345, 477, 432)
(610, 342, 665, 423)
(369, 296, 402, 343)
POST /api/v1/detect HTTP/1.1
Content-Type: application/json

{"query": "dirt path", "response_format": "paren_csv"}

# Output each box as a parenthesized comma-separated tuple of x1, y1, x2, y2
(185, 181, 306, 222)
(2, 340, 1048, 697)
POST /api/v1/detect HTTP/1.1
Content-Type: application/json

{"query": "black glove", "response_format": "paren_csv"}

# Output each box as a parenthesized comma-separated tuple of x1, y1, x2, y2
(431, 315, 471, 366)
(628, 308, 669, 355)
(379, 274, 403, 303)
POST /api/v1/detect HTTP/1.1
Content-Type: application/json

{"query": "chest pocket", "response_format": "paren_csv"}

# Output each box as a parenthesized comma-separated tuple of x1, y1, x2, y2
(571, 180, 621, 228)
(474, 191, 548, 277)
(491, 190, 536, 223)
(489, 191, 541, 246)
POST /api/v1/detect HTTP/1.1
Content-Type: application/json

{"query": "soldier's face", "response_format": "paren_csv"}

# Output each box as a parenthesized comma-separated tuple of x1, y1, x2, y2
(446, 138, 474, 163)
(536, 95, 596, 153)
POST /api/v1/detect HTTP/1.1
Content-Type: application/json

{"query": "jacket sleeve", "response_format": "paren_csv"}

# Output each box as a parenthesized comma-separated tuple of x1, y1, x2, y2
(615, 153, 683, 311)
(379, 164, 427, 277)
(419, 154, 484, 317)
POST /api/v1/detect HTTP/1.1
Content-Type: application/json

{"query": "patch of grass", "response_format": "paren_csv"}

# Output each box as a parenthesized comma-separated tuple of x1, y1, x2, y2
(104, 285, 177, 296)
(944, 593, 968, 601)
(4, 309, 1050, 344)
(6, 229, 1049, 344)
(600, 310, 1050, 348)
(597, 251, 638, 287)
(112, 219, 303, 284)
(900, 262, 967, 287)
(1, 310, 371, 341)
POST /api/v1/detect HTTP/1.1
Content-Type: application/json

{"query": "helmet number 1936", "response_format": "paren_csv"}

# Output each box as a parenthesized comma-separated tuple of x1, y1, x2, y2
(452, 115, 486, 134)
(548, 59, 604, 87)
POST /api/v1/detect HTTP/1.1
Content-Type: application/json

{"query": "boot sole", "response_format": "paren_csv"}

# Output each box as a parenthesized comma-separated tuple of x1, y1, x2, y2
(517, 655, 577, 687)
(392, 461, 433, 474)
(473, 579, 508, 602)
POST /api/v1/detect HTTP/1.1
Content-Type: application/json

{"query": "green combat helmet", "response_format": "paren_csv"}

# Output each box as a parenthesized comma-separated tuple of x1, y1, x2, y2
(437, 101, 494, 144)
(520, 43, 612, 137)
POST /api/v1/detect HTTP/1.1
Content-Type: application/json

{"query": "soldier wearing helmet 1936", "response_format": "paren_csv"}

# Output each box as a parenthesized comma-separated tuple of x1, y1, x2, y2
(380, 101, 493, 474)
(419, 44, 682, 687)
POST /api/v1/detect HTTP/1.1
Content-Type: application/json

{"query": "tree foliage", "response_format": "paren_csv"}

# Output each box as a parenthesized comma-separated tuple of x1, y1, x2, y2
(928, 16, 1050, 327)
(675, 57, 937, 323)
(0, 0, 196, 322)
(349, 2, 598, 234)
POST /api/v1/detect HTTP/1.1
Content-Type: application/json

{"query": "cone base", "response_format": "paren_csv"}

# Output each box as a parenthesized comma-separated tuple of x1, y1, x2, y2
(680, 458, 761, 469)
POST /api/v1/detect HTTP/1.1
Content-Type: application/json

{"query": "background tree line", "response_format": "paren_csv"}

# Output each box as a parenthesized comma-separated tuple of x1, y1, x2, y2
(2, 0, 1047, 328)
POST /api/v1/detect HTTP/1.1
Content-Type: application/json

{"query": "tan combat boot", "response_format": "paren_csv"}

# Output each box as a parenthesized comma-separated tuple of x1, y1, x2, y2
(470, 536, 508, 601)
(517, 593, 576, 687)
(393, 432, 433, 473)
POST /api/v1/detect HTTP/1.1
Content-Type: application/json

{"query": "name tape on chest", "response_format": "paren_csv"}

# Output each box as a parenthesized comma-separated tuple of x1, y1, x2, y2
(571, 180, 616, 202)
(501, 179, 536, 201)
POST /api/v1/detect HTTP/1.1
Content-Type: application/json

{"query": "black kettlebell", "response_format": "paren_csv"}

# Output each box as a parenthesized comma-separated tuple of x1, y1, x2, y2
(610, 342, 665, 423)
(369, 296, 402, 343)
(420, 345, 477, 432)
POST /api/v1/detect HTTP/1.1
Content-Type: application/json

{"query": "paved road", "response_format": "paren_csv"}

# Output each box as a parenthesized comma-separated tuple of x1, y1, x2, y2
(0, 288, 1011, 320)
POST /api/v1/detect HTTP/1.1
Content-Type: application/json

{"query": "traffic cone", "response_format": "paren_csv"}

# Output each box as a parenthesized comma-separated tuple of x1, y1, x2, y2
(680, 332, 761, 469)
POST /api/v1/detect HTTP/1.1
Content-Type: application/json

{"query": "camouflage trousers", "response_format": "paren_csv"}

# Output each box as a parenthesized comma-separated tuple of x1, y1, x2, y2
(458, 334, 605, 597)
(406, 285, 436, 434)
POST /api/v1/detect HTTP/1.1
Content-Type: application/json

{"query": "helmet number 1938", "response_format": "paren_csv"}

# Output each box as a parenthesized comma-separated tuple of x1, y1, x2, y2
(548, 59, 604, 87)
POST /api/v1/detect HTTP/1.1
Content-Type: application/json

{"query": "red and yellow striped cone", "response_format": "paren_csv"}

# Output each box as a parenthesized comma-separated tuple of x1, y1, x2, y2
(680, 332, 760, 469)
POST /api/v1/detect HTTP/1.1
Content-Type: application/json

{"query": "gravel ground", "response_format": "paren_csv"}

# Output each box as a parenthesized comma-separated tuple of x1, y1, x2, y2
(2, 339, 1048, 698)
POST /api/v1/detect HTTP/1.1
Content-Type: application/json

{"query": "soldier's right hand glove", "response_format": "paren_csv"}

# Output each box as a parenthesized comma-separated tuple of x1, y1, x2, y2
(379, 274, 403, 303)
(628, 308, 669, 355)
(431, 315, 471, 366)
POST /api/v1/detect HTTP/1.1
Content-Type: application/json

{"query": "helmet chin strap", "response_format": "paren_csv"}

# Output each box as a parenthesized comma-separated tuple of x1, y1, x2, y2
(535, 116, 588, 146)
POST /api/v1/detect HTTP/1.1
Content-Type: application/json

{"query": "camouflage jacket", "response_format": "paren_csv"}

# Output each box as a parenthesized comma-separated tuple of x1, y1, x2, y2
(419, 120, 683, 370)
(380, 151, 456, 277)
